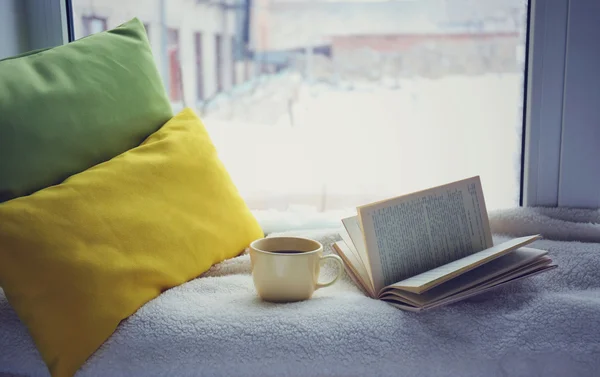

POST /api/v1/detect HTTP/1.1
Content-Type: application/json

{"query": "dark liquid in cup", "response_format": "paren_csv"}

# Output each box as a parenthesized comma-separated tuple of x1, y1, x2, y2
(272, 250, 305, 254)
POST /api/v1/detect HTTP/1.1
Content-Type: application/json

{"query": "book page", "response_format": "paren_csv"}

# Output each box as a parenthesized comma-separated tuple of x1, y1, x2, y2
(383, 265, 555, 312)
(358, 176, 493, 292)
(385, 302, 421, 312)
(341, 216, 372, 283)
(421, 264, 556, 311)
(387, 235, 541, 294)
(332, 241, 376, 298)
(379, 247, 548, 306)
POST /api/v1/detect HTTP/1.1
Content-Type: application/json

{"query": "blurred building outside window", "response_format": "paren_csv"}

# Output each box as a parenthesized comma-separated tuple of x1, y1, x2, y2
(72, 0, 529, 213)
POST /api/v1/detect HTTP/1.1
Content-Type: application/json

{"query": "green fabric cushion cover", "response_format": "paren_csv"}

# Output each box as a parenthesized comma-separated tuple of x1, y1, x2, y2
(0, 18, 172, 202)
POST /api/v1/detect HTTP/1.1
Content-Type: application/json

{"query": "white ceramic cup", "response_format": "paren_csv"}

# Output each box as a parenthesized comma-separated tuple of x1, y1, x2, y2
(249, 237, 344, 303)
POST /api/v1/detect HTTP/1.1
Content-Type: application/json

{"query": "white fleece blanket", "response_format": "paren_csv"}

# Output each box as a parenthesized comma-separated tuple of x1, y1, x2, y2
(1, 207, 600, 377)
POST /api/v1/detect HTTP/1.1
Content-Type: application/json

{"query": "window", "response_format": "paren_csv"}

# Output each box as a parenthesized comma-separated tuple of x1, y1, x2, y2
(215, 34, 223, 93)
(231, 36, 237, 86)
(167, 28, 182, 103)
(70, 0, 531, 212)
(81, 16, 106, 37)
(195, 32, 204, 102)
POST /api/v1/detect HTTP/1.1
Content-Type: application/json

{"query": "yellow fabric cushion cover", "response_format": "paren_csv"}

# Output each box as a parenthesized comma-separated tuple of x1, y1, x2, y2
(0, 108, 264, 377)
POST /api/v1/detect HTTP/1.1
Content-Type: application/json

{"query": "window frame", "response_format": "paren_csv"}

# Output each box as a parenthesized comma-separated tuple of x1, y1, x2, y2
(0, 0, 28, 59)
(523, 0, 600, 208)
(18, 0, 600, 209)
(522, 0, 568, 207)
(556, 0, 600, 208)
(22, 0, 70, 51)
(215, 34, 224, 93)
(231, 36, 237, 87)
(195, 32, 205, 102)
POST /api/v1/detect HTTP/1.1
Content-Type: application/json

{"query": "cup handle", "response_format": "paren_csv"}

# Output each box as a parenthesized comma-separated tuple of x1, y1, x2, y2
(316, 254, 344, 289)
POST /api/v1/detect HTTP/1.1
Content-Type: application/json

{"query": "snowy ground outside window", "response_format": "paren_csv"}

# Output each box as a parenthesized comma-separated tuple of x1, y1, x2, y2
(70, 0, 527, 214)
(202, 71, 523, 212)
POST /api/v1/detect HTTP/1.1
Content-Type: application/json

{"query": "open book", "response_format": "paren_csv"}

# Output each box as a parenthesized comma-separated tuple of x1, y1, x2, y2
(332, 176, 556, 312)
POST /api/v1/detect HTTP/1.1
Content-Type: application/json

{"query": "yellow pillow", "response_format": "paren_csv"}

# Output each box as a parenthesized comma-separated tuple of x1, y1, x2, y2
(0, 108, 264, 377)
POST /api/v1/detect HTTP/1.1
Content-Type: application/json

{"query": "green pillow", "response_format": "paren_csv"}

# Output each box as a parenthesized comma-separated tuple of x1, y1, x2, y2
(0, 18, 172, 202)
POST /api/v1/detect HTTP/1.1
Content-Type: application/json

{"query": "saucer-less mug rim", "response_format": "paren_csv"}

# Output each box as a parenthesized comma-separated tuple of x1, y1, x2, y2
(250, 236, 323, 256)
